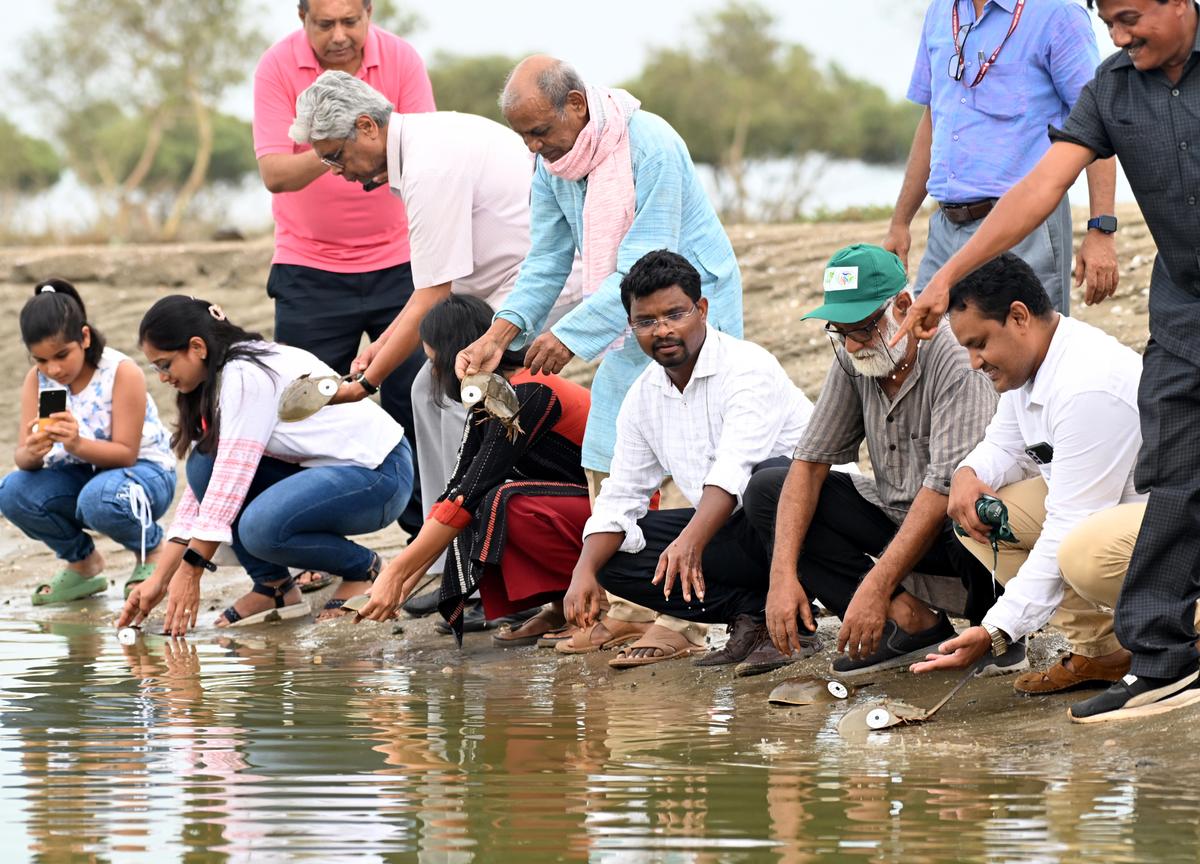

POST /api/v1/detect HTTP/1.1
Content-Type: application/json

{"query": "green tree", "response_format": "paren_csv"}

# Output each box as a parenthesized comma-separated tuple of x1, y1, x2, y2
(21, 0, 265, 240)
(428, 53, 523, 124)
(625, 1, 919, 221)
(0, 116, 63, 231)
(371, 0, 424, 37)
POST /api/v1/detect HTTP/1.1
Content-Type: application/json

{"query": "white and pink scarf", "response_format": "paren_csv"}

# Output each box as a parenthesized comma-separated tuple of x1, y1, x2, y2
(543, 86, 641, 353)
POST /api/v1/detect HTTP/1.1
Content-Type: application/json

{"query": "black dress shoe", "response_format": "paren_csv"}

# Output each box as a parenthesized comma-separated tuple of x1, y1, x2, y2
(434, 602, 541, 635)
(693, 614, 767, 666)
(402, 589, 441, 618)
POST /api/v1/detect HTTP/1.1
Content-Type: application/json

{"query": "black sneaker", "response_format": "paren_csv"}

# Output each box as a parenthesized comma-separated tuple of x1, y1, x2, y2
(402, 589, 441, 618)
(1069, 668, 1200, 723)
(831, 614, 956, 680)
(975, 637, 1030, 678)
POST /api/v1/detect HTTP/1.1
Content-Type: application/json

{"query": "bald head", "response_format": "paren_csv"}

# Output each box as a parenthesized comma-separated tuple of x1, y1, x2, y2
(501, 55, 586, 116)
(500, 55, 590, 163)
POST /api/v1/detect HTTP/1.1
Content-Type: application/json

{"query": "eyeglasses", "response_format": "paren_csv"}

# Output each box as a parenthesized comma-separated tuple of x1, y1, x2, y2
(319, 141, 347, 169)
(823, 302, 892, 346)
(149, 354, 177, 375)
(630, 304, 700, 333)
(947, 20, 974, 81)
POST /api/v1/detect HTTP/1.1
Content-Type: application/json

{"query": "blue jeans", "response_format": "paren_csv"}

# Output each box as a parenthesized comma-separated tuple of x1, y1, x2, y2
(185, 438, 413, 585)
(0, 460, 177, 563)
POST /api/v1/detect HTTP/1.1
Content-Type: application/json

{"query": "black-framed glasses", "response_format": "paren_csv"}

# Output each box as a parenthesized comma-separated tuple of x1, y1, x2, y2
(319, 141, 347, 169)
(630, 304, 700, 333)
(947, 20, 974, 81)
(823, 301, 892, 346)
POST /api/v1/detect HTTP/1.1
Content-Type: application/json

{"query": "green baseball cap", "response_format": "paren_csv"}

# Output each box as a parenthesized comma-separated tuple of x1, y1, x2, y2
(802, 244, 908, 324)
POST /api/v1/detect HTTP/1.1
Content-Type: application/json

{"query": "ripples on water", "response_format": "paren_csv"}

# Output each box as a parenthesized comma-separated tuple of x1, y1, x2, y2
(0, 618, 1197, 862)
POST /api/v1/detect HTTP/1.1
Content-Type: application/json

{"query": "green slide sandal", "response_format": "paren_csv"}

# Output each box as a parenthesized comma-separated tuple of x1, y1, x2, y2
(30, 569, 108, 606)
(124, 563, 156, 599)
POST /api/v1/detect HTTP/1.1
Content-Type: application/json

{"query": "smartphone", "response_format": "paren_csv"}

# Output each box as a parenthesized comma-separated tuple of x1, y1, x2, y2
(38, 388, 67, 418)
(1024, 441, 1054, 466)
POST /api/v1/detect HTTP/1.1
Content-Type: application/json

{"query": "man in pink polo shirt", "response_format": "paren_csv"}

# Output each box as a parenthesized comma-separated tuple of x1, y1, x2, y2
(253, 0, 435, 536)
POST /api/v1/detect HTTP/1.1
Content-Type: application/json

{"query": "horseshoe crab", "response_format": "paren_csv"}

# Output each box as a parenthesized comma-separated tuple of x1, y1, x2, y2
(278, 374, 347, 423)
(768, 677, 854, 706)
(837, 663, 981, 738)
(461, 372, 524, 441)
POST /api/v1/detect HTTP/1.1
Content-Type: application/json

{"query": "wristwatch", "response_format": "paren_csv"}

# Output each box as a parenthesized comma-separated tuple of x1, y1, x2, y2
(353, 372, 379, 395)
(182, 547, 217, 573)
(1086, 215, 1118, 234)
(982, 623, 1010, 657)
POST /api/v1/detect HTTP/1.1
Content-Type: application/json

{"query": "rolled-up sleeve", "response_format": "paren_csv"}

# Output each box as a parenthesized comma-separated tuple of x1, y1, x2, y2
(983, 392, 1142, 640)
(582, 390, 664, 553)
(792, 361, 864, 465)
(703, 365, 793, 501)
(925, 362, 996, 493)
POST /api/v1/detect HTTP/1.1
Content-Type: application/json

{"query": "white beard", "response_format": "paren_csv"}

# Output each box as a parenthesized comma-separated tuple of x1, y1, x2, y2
(847, 312, 911, 378)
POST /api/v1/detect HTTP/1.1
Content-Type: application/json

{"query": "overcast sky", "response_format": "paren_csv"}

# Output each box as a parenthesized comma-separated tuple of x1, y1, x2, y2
(2, 1, 1116, 130)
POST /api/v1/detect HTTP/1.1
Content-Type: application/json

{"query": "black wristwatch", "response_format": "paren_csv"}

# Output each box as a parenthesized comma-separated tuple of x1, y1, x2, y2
(1087, 215, 1118, 234)
(353, 372, 379, 395)
(182, 547, 217, 573)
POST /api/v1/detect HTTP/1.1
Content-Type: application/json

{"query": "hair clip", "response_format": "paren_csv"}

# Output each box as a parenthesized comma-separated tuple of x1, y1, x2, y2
(208, 304, 227, 321)
(37, 285, 56, 294)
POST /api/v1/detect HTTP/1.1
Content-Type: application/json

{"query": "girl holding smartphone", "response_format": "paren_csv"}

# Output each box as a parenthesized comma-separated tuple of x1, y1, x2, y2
(0, 280, 176, 605)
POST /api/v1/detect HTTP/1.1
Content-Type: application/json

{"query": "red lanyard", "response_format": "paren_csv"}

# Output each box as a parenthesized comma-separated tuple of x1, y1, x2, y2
(952, 0, 1026, 88)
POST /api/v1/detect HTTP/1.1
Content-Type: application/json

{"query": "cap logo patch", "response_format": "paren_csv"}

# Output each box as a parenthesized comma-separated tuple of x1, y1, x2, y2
(824, 266, 859, 292)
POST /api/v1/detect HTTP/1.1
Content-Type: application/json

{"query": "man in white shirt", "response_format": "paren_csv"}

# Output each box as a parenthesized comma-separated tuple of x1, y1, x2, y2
(289, 71, 578, 610)
(912, 252, 1141, 703)
(565, 249, 817, 675)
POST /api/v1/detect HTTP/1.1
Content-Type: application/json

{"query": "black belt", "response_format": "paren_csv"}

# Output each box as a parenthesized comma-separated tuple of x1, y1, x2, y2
(940, 199, 998, 225)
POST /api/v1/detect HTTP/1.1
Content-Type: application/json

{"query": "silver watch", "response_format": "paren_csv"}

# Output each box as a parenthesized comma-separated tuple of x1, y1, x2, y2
(982, 624, 1009, 657)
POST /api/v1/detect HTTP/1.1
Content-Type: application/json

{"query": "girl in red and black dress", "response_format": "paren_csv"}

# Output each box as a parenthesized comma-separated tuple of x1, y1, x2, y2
(354, 295, 591, 644)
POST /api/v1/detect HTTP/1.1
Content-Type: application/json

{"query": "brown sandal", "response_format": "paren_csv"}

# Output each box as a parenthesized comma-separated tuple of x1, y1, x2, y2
(608, 623, 706, 669)
(555, 617, 650, 654)
(493, 608, 568, 647)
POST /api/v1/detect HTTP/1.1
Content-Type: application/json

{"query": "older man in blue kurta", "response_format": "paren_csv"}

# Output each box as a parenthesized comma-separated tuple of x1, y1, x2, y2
(882, 0, 1119, 314)
(457, 55, 743, 654)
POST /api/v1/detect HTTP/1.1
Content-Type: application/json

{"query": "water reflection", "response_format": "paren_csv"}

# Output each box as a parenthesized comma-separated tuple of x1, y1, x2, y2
(0, 619, 1198, 862)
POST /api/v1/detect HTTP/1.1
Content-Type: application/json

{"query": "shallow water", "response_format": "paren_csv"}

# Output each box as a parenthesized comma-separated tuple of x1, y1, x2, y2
(1, 617, 1199, 863)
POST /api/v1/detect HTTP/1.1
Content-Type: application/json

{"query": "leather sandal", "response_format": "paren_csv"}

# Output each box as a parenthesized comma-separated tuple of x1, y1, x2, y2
(608, 623, 706, 669)
(493, 607, 567, 647)
(554, 617, 650, 654)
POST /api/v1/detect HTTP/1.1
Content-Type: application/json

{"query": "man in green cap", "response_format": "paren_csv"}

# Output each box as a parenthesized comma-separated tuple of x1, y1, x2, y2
(742, 243, 1006, 679)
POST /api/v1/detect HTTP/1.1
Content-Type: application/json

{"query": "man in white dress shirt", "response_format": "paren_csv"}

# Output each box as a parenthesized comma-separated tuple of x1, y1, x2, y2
(912, 252, 1141, 702)
(289, 71, 579, 607)
(564, 249, 819, 675)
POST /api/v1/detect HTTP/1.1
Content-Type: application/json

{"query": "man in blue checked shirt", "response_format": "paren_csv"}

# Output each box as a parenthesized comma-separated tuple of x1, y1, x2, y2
(884, 0, 1120, 315)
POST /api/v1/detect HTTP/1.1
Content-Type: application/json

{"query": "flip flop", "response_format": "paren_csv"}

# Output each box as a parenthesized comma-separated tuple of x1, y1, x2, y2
(218, 578, 310, 627)
(493, 608, 567, 647)
(608, 624, 706, 669)
(555, 617, 649, 654)
(295, 570, 336, 593)
(316, 554, 381, 621)
(124, 562, 156, 599)
(31, 569, 108, 606)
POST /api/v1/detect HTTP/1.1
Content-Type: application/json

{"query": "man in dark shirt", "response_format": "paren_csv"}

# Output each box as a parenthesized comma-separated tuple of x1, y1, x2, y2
(895, 0, 1200, 723)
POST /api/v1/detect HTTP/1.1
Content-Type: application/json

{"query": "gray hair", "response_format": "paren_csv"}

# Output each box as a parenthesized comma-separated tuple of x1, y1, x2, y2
(289, 70, 393, 144)
(499, 60, 586, 116)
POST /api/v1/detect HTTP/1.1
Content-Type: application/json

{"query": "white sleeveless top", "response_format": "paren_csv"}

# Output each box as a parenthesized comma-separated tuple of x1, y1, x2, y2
(38, 347, 176, 471)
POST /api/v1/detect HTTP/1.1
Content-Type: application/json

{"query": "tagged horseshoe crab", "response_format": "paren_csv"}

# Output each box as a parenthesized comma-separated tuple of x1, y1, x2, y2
(768, 677, 854, 706)
(836, 663, 981, 738)
(278, 374, 347, 423)
(461, 372, 524, 442)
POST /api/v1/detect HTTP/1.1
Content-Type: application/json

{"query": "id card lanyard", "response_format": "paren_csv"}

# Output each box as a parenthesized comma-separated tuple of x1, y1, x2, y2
(953, 0, 1027, 88)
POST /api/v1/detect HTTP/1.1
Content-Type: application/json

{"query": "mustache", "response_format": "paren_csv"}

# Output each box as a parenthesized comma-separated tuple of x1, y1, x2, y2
(652, 337, 684, 351)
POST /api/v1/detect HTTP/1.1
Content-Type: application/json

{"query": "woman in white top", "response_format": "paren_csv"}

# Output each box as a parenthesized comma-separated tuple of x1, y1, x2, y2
(118, 296, 413, 637)
(0, 279, 176, 606)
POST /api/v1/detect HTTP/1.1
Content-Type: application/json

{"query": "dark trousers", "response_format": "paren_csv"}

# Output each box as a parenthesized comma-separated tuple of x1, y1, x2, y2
(268, 262, 426, 532)
(595, 509, 772, 624)
(742, 468, 995, 623)
(1117, 339, 1200, 678)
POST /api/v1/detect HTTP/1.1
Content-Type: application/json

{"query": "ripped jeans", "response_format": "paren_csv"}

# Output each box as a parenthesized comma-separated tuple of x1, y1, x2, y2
(0, 460, 176, 563)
